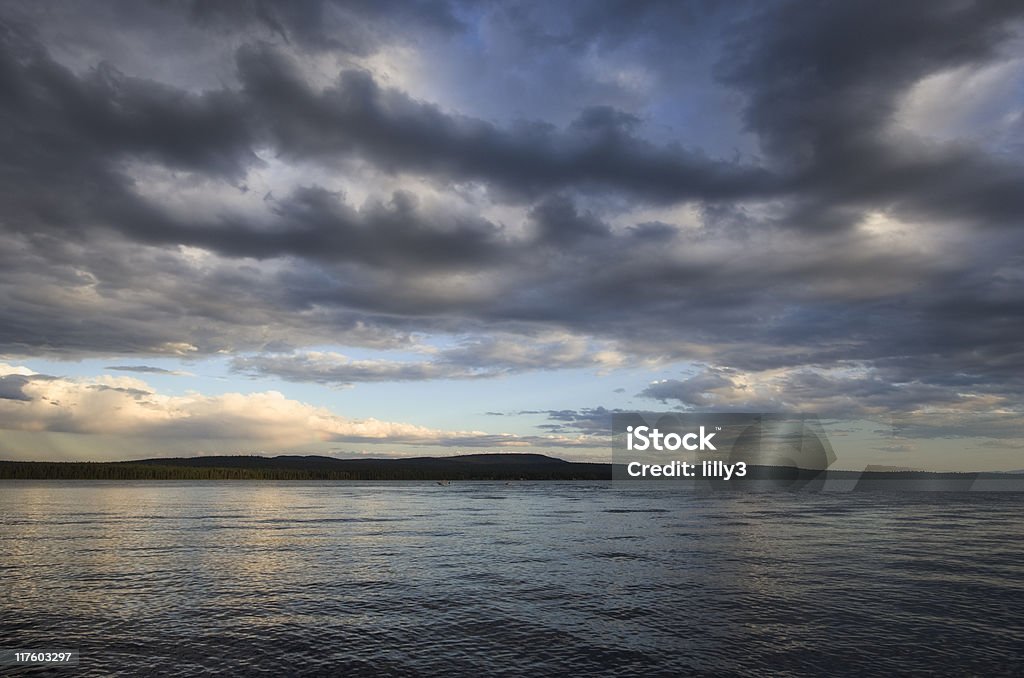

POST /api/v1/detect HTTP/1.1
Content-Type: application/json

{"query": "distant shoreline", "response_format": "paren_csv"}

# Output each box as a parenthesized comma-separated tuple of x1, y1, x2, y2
(1, 453, 1020, 483)
(0, 453, 610, 481)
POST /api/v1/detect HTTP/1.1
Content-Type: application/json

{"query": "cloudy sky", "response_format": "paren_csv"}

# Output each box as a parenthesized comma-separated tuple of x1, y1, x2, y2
(1, 0, 1023, 470)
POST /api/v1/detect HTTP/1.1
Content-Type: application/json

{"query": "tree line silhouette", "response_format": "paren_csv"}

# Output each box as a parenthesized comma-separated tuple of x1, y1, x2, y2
(0, 455, 613, 481)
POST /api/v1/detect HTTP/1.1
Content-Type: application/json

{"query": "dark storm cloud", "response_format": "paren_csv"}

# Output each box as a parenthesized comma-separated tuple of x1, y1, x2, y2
(529, 195, 611, 245)
(640, 369, 739, 409)
(0, 0, 1022, 428)
(0, 19, 258, 183)
(0, 228, 420, 356)
(721, 0, 1024, 232)
(0, 24, 507, 269)
(125, 186, 508, 270)
(0, 374, 32, 401)
(538, 407, 619, 437)
(637, 362, 1024, 430)
(0, 372, 59, 401)
(186, 0, 462, 54)
(236, 43, 775, 203)
(723, 0, 1019, 159)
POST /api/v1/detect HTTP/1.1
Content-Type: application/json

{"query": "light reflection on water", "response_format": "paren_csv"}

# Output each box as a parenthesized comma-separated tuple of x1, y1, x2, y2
(1, 481, 1023, 676)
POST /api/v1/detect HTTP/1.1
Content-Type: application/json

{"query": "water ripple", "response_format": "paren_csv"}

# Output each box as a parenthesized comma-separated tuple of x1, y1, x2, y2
(1, 482, 1022, 676)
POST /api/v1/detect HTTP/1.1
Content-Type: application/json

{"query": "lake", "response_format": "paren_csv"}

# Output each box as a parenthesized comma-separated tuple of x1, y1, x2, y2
(1, 481, 1022, 676)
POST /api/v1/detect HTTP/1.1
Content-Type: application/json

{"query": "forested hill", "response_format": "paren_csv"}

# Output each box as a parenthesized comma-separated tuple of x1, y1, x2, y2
(0, 454, 612, 480)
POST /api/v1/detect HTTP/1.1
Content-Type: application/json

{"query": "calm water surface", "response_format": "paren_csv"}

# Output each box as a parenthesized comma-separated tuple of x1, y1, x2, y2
(1, 481, 1022, 676)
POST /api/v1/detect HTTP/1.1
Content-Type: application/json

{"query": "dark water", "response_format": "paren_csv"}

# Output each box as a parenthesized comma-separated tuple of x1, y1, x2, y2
(1, 482, 1022, 677)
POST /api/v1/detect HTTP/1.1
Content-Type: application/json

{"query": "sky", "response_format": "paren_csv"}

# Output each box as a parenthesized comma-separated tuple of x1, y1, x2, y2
(0, 0, 1023, 470)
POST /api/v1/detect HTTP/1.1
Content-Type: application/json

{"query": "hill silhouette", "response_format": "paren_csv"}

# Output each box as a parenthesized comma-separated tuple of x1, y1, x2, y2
(0, 453, 610, 480)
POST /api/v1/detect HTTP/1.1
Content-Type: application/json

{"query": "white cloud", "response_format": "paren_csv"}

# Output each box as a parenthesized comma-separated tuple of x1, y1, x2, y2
(895, 57, 1024, 145)
(0, 363, 597, 453)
